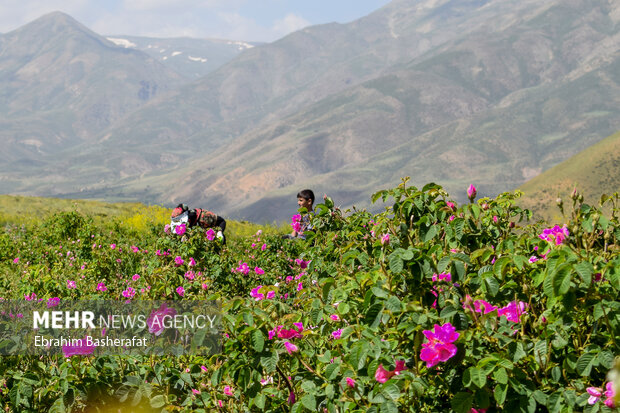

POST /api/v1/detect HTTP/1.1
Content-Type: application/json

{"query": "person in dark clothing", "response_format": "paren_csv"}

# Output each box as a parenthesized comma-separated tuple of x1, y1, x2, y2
(170, 204, 226, 243)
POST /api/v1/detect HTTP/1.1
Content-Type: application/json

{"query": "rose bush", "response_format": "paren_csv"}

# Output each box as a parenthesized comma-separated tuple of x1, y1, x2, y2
(0, 178, 618, 412)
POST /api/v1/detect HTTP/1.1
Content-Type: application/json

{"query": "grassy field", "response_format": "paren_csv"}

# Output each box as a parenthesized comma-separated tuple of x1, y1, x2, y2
(0, 195, 286, 239)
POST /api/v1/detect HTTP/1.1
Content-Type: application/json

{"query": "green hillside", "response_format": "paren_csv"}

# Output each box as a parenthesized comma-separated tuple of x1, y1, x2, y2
(518, 131, 620, 223)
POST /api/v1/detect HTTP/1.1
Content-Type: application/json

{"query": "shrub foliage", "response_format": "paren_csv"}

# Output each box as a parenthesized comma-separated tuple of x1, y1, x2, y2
(0, 179, 618, 412)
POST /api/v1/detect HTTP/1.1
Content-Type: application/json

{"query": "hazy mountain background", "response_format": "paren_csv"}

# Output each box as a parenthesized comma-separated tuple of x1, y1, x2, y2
(0, 0, 619, 222)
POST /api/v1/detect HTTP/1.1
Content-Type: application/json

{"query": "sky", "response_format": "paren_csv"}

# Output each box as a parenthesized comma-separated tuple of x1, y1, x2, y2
(0, 0, 392, 42)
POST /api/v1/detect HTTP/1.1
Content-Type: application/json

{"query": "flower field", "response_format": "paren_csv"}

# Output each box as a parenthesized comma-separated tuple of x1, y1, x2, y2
(0, 179, 618, 412)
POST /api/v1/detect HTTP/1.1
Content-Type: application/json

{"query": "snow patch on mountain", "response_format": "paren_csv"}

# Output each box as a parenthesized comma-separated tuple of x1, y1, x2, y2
(106, 37, 137, 48)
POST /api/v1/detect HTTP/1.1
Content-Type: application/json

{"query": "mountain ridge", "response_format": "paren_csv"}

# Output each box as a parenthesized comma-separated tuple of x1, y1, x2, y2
(0, 2, 619, 222)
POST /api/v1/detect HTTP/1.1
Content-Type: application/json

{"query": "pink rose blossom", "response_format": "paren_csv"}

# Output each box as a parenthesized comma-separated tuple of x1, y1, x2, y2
(420, 323, 459, 368)
(223, 386, 233, 396)
(176, 286, 185, 297)
(96, 282, 107, 292)
(539, 225, 569, 246)
(498, 301, 527, 323)
(284, 341, 299, 354)
(346, 377, 356, 388)
(250, 285, 265, 301)
(467, 184, 477, 201)
(122, 287, 135, 299)
(291, 214, 303, 233)
(206, 229, 216, 241)
(332, 329, 342, 339)
(381, 233, 390, 245)
(277, 325, 303, 339)
(587, 387, 602, 405)
(175, 224, 186, 235)
(67, 280, 76, 289)
(174, 256, 184, 266)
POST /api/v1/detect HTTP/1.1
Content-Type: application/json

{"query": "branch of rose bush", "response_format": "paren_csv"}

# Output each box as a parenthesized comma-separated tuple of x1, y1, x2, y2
(275, 364, 294, 404)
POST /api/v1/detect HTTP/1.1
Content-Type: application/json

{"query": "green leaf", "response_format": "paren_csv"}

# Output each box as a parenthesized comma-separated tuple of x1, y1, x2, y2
(382, 383, 401, 401)
(301, 394, 316, 410)
(451, 392, 473, 413)
(364, 303, 384, 328)
(150, 395, 166, 409)
(388, 252, 404, 273)
(423, 225, 439, 242)
(437, 256, 452, 273)
(372, 287, 388, 298)
(494, 383, 508, 405)
(291, 401, 304, 413)
(348, 342, 369, 371)
(380, 400, 399, 413)
(440, 305, 458, 320)
(454, 219, 465, 241)
(260, 351, 279, 373)
(513, 255, 528, 270)
(534, 340, 548, 367)
(543, 270, 555, 298)
(512, 343, 526, 363)
(532, 390, 547, 405)
(552, 264, 572, 296)
(322, 278, 335, 301)
(251, 329, 265, 352)
(324, 363, 341, 381)
(385, 296, 402, 313)
(484, 276, 500, 297)
(597, 351, 615, 369)
(576, 352, 596, 376)
(466, 367, 487, 389)
(547, 391, 562, 413)
(401, 248, 414, 261)
(372, 190, 386, 203)
(573, 262, 593, 287)
(253, 394, 266, 409)
(301, 380, 317, 393)
(493, 368, 508, 385)
(48, 398, 66, 413)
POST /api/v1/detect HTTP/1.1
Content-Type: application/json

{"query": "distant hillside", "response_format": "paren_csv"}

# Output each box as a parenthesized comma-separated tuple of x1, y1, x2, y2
(518, 131, 620, 223)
